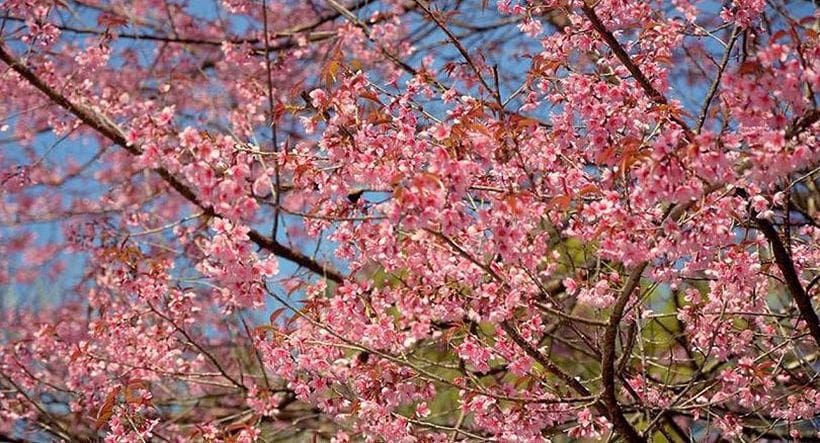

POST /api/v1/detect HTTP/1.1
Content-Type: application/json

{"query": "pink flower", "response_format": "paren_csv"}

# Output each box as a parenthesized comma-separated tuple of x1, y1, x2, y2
(415, 401, 430, 417)
(430, 123, 450, 141)
(518, 18, 542, 38)
(309, 88, 329, 108)
(179, 127, 201, 148)
(252, 172, 272, 196)
(751, 195, 768, 213)
(2, 2, 816, 441)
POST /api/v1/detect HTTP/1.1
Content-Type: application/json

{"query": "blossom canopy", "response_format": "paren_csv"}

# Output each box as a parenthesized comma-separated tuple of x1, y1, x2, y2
(0, 0, 819, 441)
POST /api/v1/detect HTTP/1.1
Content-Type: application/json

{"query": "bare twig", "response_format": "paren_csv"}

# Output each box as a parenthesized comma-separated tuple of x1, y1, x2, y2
(148, 303, 247, 390)
(695, 26, 741, 133)
(261, 0, 283, 240)
(413, 0, 494, 96)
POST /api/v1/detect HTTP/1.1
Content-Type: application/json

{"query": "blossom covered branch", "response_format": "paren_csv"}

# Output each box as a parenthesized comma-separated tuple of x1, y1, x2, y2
(0, 0, 818, 441)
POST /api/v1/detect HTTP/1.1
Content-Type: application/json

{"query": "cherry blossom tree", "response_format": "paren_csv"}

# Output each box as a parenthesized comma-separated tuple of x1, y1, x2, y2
(1, 0, 818, 441)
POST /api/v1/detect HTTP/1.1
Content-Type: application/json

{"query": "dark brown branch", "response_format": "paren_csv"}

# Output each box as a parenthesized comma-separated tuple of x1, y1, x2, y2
(787, 109, 819, 139)
(575, 7, 731, 439)
(580, 4, 692, 136)
(755, 216, 820, 347)
(1, 0, 375, 49)
(261, 0, 283, 241)
(0, 44, 344, 284)
(580, 5, 666, 104)
(0, 15, 259, 46)
(592, 197, 710, 443)
(248, 230, 342, 283)
(0, 431, 28, 443)
(599, 263, 647, 443)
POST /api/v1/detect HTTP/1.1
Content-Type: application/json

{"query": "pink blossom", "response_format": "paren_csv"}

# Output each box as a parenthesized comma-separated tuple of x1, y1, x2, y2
(0, 1, 817, 441)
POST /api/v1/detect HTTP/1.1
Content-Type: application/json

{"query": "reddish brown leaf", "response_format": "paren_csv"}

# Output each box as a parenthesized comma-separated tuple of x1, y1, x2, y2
(97, 13, 129, 28)
(269, 307, 286, 324)
(94, 386, 121, 430)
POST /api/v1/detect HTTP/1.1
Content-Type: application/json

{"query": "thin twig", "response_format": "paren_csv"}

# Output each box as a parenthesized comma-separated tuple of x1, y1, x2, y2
(261, 0, 283, 240)
(695, 26, 741, 133)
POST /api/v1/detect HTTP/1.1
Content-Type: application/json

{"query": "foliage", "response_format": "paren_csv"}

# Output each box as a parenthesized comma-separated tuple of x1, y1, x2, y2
(0, 0, 819, 441)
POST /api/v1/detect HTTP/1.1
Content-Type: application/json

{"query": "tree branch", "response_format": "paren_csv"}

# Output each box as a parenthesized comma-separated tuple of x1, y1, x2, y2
(755, 216, 820, 347)
(580, 4, 692, 137)
(695, 26, 741, 133)
(599, 263, 647, 443)
(0, 44, 344, 284)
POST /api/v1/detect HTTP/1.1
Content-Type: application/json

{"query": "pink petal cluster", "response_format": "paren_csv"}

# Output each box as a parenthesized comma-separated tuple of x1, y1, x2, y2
(0, 0, 818, 441)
